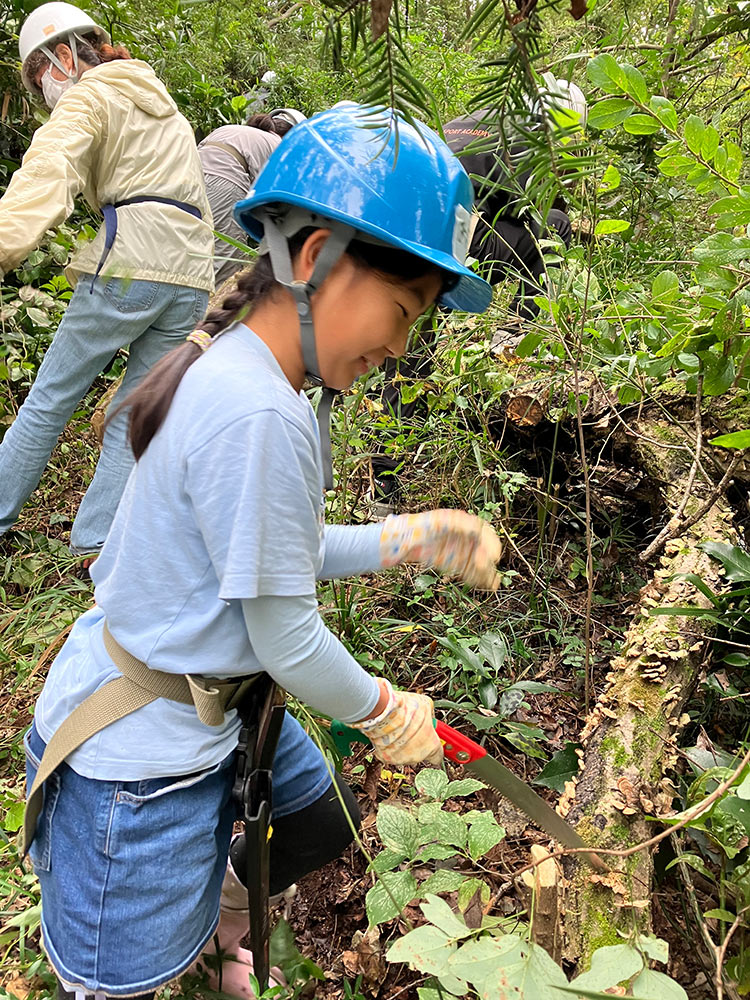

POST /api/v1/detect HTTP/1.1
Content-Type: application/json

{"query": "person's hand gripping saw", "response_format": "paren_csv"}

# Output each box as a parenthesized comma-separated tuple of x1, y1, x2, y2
(380, 510, 503, 591)
(351, 678, 444, 767)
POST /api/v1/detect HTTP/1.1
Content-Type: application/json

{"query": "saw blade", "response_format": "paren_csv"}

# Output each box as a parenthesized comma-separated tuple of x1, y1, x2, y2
(465, 754, 608, 872)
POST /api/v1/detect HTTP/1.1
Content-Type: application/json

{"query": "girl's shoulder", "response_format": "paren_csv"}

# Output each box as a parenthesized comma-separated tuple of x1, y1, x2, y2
(173, 327, 315, 449)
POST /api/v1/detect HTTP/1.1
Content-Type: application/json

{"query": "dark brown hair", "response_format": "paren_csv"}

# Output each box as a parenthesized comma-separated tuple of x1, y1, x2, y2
(119, 230, 449, 460)
(245, 112, 294, 138)
(24, 31, 131, 96)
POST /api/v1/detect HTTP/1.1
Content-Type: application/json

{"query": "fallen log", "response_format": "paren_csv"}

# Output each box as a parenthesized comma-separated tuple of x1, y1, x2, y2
(555, 416, 740, 968)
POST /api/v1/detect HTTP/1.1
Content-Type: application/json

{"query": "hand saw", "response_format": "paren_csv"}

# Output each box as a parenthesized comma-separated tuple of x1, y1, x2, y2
(330, 717, 608, 872)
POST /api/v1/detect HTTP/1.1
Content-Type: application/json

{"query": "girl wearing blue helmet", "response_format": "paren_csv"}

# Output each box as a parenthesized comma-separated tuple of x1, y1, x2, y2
(22, 103, 496, 1000)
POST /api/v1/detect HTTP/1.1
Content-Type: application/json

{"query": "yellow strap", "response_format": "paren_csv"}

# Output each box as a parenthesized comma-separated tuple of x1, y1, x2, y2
(21, 623, 252, 857)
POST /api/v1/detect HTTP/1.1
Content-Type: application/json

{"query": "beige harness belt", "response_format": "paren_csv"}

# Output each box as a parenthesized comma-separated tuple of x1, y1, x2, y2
(201, 140, 248, 170)
(22, 623, 257, 856)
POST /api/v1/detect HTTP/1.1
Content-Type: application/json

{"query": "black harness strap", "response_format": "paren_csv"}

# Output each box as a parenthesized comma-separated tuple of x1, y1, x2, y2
(232, 674, 286, 992)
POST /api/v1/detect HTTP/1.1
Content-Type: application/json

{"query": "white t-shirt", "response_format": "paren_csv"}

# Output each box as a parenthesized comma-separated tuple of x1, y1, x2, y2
(34, 324, 380, 778)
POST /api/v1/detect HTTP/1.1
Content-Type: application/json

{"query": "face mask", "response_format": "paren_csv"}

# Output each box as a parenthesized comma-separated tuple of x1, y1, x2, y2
(41, 67, 76, 109)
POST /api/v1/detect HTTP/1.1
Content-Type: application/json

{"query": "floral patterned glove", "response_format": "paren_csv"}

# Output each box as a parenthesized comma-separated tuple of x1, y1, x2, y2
(380, 510, 502, 590)
(351, 679, 443, 767)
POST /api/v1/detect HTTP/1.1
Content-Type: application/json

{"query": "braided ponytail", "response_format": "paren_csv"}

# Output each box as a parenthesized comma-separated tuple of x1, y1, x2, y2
(113, 254, 281, 460)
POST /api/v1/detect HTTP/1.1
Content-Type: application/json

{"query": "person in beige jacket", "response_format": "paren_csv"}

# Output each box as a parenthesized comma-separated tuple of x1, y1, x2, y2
(0, 2, 214, 556)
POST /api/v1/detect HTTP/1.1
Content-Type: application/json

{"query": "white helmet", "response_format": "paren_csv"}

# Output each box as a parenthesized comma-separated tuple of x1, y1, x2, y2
(19, 2, 108, 90)
(539, 72, 588, 126)
(270, 108, 307, 127)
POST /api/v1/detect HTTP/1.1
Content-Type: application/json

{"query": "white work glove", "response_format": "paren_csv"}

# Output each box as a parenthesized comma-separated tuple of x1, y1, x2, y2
(380, 510, 503, 590)
(350, 679, 443, 767)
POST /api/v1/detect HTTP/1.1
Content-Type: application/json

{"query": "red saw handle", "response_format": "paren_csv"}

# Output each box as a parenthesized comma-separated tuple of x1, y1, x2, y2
(435, 720, 486, 764)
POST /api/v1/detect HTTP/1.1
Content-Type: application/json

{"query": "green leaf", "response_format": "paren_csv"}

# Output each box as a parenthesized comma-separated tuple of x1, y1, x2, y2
(417, 990, 442, 1000)
(638, 935, 669, 965)
(371, 849, 408, 874)
(725, 652, 750, 667)
(623, 114, 661, 135)
(436, 636, 484, 675)
(456, 938, 569, 999)
(632, 968, 688, 999)
(386, 923, 455, 973)
(703, 908, 737, 922)
(710, 191, 750, 228)
(418, 802, 468, 848)
(649, 96, 678, 131)
(377, 803, 420, 856)
(594, 219, 630, 235)
(726, 141, 744, 182)
(2, 800, 25, 833)
(447, 935, 524, 984)
(621, 64, 649, 104)
(665, 852, 713, 878)
(703, 541, 750, 581)
(467, 812, 506, 860)
(694, 262, 737, 292)
(711, 430, 750, 450)
(515, 331, 546, 358)
(598, 163, 621, 192)
(588, 97, 634, 130)
(478, 631, 508, 671)
(702, 355, 735, 396)
(618, 385, 643, 404)
(694, 232, 750, 265)
(719, 796, 750, 835)
(478, 677, 498, 710)
(25, 306, 51, 327)
(701, 125, 720, 161)
(415, 768, 450, 801)
(366, 870, 418, 925)
(414, 843, 459, 863)
(586, 54, 626, 94)
(421, 894, 473, 939)
(555, 989, 633, 1000)
(419, 869, 468, 896)
(269, 917, 325, 984)
(457, 877, 488, 910)
(651, 270, 679, 302)
(571, 944, 643, 991)
(533, 743, 581, 793)
(684, 115, 706, 155)
(445, 777, 485, 797)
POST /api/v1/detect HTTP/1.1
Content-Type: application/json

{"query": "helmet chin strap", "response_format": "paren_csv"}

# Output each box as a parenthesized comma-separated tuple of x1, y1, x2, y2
(42, 31, 82, 80)
(259, 212, 355, 491)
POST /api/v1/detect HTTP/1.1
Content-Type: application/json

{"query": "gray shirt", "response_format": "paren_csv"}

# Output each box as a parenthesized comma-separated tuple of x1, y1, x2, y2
(198, 124, 281, 189)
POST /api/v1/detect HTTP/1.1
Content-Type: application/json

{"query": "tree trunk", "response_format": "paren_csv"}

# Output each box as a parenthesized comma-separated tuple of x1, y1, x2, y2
(556, 416, 739, 968)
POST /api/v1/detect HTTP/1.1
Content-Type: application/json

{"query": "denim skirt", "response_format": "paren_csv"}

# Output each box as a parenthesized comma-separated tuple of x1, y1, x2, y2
(24, 715, 331, 995)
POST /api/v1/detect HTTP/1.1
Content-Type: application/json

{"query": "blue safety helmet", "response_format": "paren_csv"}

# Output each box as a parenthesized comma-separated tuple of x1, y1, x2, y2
(234, 102, 492, 314)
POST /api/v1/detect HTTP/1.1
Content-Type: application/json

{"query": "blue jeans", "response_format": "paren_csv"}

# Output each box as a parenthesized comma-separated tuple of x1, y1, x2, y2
(0, 276, 208, 553)
(24, 715, 332, 994)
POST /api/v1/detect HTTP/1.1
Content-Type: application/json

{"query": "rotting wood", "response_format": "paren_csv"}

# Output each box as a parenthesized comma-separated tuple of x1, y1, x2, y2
(556, 417, 739, 968)
(521, 844, 561, 962)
